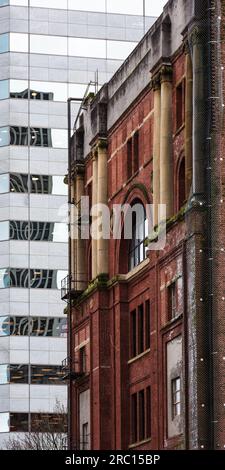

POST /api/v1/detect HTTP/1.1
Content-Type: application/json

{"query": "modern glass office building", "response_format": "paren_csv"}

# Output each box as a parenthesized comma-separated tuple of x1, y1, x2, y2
(0, 0, 157, 447)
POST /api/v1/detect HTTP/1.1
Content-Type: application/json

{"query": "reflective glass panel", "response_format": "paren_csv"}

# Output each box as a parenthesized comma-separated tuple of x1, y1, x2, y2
(10, 0, 28, 5)
(10, 33, 28, 53)
(107, 0, 142, 15)
(10, 316, 67, 337)
(68, 0, 105, 12)
(0, 364, 9, 384)
(10, 413, 28, 432)
(31, 364, 64, 385)
(4, 268, 67, 289)
(145, 0, 166, 17)
(30, 0, 67, 8)
(0, 221, 9, 240)
(9, 173, 67, 195)
(10, 127, 67, 148)
(0, 1, 9, 5)
(0, 33, 9, 53)
(0, 413, 9, 433)
(10, 221, 67, 242)
(0, 174, 9, 193)
(31, 413, 67, 433)
(0, 80, 9, 100)
(10, 364, 28, 384)
(107, 40, 137, 60)
(0, 127, 9, 147)
(30, 34, 67, 56)
(69, 37, 106, 58)
(0, 316, 10, 336)
(0, 269, 10, 288)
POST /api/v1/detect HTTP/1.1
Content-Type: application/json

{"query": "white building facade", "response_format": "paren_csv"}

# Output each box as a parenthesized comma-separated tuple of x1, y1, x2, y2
(0, 0, 156, 447)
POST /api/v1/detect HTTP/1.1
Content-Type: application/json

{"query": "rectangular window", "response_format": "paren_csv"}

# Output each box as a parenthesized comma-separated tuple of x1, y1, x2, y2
(176, 81, 185, 130)
(10, 413, 28, 432)
(10, 364, 28, 384)
(9, 221, 67, 243)
(0, 413, 9, 433)
(79, 347, 86, 374)
(130, 387, 151, 445)
(127, 138, 132, 180)
(82, 422, 89, 450)
(0, 80, 9, 100)
(130, 301, 150, 359)
(31, 413, 67, 433)
(0, 33, 9, 53)
(133, 131, 139, 174)
(146, 386, 151, 438)
(9, 173, 67, 195)
(130, 310, 137, 358)
(138, 304, 144, 355)
(145, 300, 150, 349)
(172, 377, 181, 419)
(0, 268, 67, 289)
(31, 365, 64, 385)
(139, 389, 145, 442)
(10, 127, 67, 148)
(0, 364, 9, 384)
(168, 282, 177, 321)
(131, 393, 137, 444)
(0, 1, 9, 5)
(0, 127, 9, 147)
(0, 221, 9, 241)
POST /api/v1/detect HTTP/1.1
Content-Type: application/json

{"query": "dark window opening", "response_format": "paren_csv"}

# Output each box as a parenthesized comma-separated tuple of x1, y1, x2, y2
(127, 138, 132, 180)
(168, 282, 177, 321)
(178, 157, 186, 210)
(176, 80, 185, 130)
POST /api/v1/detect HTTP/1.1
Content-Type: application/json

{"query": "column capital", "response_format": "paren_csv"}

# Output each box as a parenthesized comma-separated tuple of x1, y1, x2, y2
(160, 64, 173, 83)
(152, 73, 161, 91)
(189, 26, 204, 48)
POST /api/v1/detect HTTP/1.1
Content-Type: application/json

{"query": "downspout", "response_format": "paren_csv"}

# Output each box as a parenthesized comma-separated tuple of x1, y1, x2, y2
(206, 0, 214, 449)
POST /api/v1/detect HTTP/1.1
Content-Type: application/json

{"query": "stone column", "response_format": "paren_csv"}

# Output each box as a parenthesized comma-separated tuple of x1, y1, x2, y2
(92, 151, 98, 279)
(152, 76, 161, 227)
(191, 27, 205, 197)
(97, 141, 108, 275)
(185, 48, 193, 199)
(76, 168, 86, 291)
(160, 65, 173, 219)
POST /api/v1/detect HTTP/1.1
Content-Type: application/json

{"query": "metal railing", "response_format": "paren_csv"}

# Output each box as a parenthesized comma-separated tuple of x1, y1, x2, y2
(61, 356, 86, 381)
(61, 275, 87, 301)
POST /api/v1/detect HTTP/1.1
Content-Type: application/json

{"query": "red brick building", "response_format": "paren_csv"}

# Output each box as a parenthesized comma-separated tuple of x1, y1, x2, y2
(63, 0, 225, 450)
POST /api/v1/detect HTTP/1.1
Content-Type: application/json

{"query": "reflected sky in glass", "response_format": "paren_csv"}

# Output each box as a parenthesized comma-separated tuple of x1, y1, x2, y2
(0, 221, 9, 240)
(0, 413, 9, 433)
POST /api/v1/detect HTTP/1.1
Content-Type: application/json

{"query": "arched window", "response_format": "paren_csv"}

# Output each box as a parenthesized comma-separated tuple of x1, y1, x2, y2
(128, 203, 148, 271)
(178, 157, 185, 210)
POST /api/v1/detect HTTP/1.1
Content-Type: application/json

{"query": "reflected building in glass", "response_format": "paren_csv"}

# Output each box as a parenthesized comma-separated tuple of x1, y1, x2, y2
(0, 0, 157, 445)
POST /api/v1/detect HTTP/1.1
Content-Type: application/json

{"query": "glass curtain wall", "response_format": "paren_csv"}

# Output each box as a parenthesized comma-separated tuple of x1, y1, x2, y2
(0, 0, 157, 444)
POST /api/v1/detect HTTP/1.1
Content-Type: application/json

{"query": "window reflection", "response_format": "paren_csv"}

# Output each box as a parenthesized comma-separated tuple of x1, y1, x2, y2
(0, 33, 9, 53)
(0, 174, 9, 193)
(9, 173, 67, 195)
(9, 80, 93, 102)
(0, 364, 9, 384)
(0, 127, 9, 147)
(9, 316, 67, 337)
(10, 364, 28, 384)
(10, 221, 67, 242)
(0, 0, 9, 5)
(31, 364, 64, 385)
(10, 126, 67, 148)
(0, 413, 9, 433)
(0, 268, 67, 289)
(10, 413, 28, 432)
(0, 80, 9, 100)
(69, 37, 106, 59)
(0, 316, 10, 336)
(10, 127, 52, 147)
(128, 204, 148, 271)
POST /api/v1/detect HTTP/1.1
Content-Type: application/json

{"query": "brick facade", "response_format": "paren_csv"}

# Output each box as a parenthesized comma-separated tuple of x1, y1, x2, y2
(65, 0, 225, 450)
